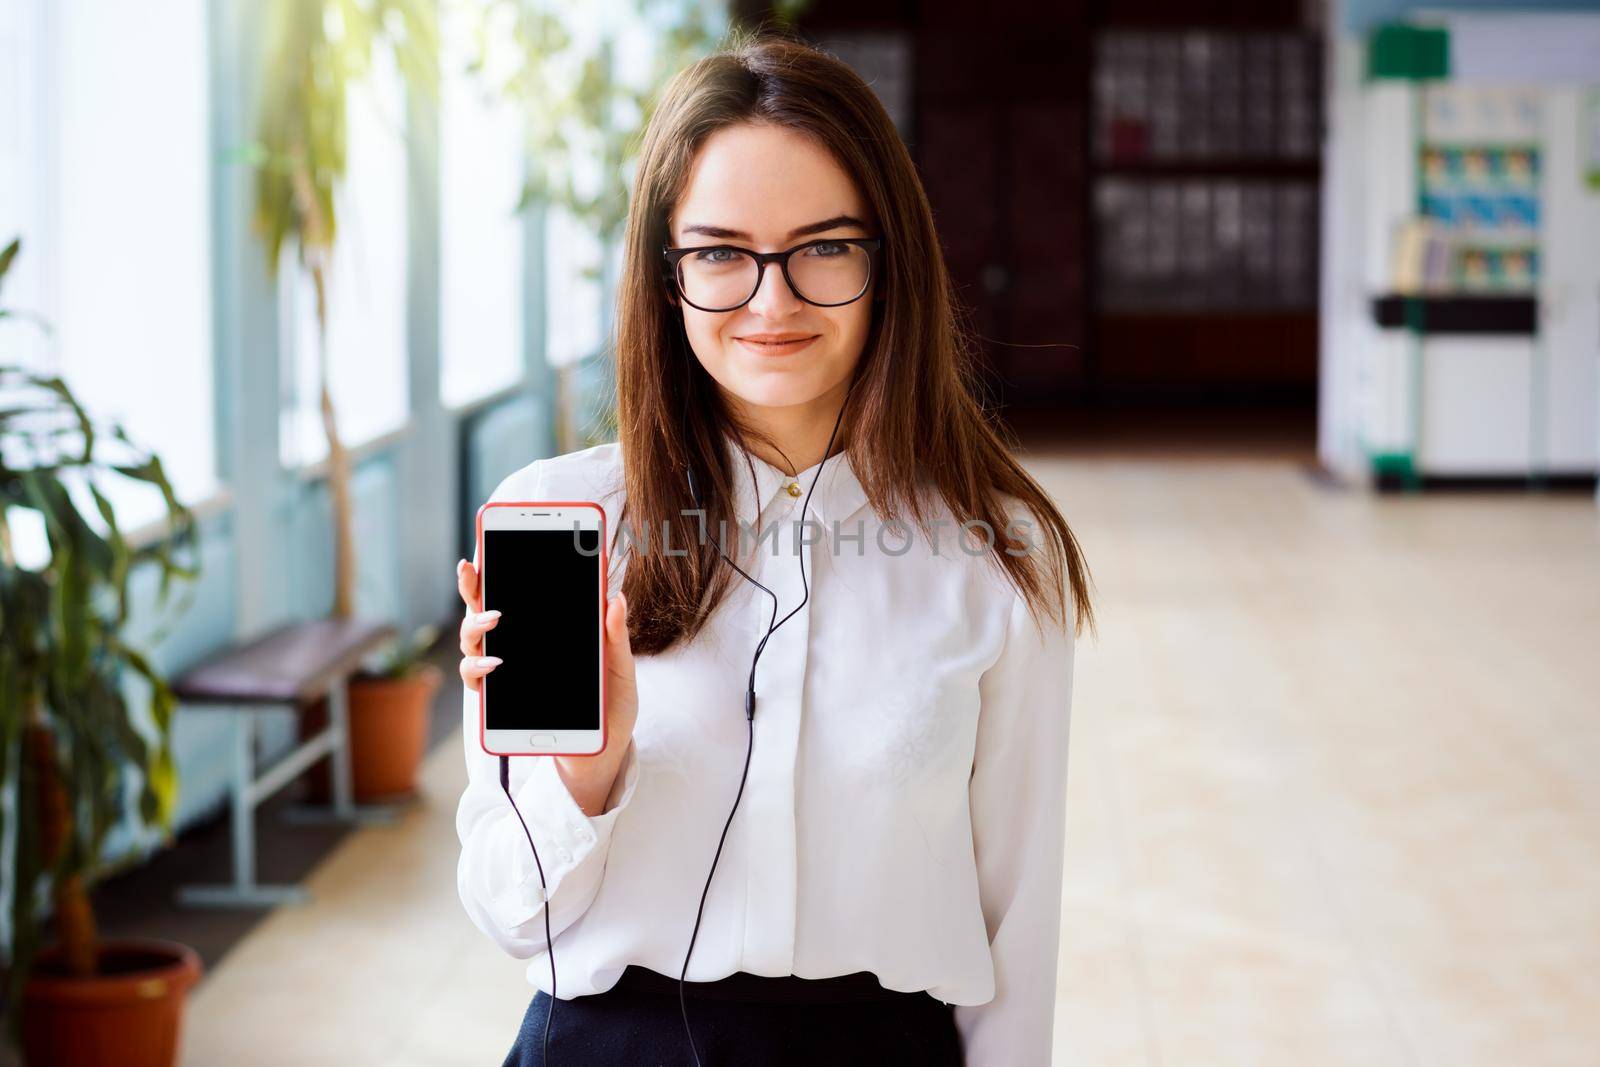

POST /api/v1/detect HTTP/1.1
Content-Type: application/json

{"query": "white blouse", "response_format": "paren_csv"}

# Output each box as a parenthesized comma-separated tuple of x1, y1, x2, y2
(456, 435, 1076, 1065)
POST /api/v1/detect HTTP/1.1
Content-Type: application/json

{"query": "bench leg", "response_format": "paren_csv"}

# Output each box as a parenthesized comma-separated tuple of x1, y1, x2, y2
(232, 710, 253, 886)
(329, 677, 355, 818)
(279, 678, 401, 827)
(178, 712, 311, 909)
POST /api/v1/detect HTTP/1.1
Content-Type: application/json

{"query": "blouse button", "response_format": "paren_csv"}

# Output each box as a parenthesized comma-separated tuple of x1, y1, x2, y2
(784, 481, 802, 498)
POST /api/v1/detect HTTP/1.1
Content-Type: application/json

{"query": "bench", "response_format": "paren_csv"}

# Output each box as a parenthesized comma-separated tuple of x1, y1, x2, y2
(171, 618, 399, 908)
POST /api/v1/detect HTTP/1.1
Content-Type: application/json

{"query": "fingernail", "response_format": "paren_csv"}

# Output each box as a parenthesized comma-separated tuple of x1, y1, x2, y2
(477, 610, 501, 622)
(477, 656, 502, 668)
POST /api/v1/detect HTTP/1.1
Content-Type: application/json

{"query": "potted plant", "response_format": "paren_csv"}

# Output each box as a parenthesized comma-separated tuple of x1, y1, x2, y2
(245, 0, 437, 623)
(0, 237, 205, 1066)
(299, 622, 445, 803)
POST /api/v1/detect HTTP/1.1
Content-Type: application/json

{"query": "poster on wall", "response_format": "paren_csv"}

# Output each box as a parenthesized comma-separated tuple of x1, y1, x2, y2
(1419, 84, 1542, 293)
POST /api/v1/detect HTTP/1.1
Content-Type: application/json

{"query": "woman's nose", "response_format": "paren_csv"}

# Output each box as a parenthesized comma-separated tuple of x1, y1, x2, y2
(745, 259, 804, 319)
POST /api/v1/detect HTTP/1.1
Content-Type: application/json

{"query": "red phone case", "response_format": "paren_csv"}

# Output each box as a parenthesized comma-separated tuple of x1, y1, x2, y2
(475, 499, 608, 758)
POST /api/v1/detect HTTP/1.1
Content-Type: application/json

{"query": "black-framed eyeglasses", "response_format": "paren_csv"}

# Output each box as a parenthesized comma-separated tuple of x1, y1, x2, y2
(661, 237, 883, 313)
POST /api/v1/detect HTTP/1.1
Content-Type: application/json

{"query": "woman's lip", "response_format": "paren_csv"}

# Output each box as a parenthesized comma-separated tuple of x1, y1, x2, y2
(735, 335, 818, 355)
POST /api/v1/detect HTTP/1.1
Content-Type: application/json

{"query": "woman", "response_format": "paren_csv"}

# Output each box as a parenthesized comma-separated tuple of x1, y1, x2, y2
(454, 29, 1095, 1067)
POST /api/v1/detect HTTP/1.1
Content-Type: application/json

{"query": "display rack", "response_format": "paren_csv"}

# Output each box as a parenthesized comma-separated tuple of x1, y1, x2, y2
(1092, 28, 1322, 312)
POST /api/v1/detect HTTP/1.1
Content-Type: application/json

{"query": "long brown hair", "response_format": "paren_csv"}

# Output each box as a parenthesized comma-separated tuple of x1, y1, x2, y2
(611, 27, 1096, 656)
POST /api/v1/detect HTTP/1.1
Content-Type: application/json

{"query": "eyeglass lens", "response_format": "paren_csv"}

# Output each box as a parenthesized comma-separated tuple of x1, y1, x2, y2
(677, 242, 870, 310)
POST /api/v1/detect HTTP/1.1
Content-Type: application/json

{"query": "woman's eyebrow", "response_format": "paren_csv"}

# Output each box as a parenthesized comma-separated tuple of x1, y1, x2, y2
(680, 214, 867, 241)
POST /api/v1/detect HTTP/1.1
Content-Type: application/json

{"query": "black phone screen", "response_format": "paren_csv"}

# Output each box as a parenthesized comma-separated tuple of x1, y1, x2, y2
(482, 525, 602, 732)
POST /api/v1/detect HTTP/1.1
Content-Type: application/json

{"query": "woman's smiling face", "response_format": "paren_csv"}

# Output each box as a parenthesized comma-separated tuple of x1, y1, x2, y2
(668, 121, 877, 415)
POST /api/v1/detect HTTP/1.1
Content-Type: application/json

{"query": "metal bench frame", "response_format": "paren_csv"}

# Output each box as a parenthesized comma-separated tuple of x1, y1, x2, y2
(176, 658, 402, 908)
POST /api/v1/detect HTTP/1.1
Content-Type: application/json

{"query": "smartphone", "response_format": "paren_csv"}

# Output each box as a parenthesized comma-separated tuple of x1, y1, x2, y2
(476, 500, 607, 757)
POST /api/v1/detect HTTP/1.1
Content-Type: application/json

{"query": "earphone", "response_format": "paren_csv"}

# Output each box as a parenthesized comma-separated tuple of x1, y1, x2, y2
(673, 383, 852, 1065)
(499, 375, 855, 1066)
(498, 755, 557, 1063)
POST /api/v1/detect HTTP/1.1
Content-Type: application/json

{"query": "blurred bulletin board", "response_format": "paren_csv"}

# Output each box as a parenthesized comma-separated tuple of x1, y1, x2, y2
(1091, 30, 1322, 311)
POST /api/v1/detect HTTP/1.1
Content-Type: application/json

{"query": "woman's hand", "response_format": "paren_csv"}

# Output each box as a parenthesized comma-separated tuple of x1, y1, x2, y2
(457, 557, 638, 817)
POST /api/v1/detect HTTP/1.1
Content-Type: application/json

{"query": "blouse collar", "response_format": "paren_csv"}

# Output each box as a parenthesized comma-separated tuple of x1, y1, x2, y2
(720, 430, 870, 530)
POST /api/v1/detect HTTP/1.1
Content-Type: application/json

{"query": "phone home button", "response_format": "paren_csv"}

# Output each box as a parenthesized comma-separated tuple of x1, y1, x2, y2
(529, 734, 557, 747)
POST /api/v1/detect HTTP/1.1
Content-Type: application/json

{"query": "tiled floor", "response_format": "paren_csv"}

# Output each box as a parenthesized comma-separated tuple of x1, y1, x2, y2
(177, 707, 535, 1066)
(170, 420, 1600, 1066)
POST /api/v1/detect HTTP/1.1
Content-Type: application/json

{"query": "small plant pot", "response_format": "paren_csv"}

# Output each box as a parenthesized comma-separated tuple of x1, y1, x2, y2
(299, 663, 445, 803)
(22, 937, 203, 1067)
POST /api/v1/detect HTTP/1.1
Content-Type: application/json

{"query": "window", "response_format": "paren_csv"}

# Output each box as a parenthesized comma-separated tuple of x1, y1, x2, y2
(543, 198, 604, 369)
(439, 0, 525, 409)
(279, 45, 410, 467)
(537, 2, 604, 372)
(1, 0, 217, 540)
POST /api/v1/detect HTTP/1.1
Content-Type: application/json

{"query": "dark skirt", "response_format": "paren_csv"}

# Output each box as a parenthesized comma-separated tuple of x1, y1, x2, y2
(501, 964, 965, 1066)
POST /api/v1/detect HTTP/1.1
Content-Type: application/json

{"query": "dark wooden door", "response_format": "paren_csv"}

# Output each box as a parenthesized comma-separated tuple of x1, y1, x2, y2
(914, 15, 1090, 405)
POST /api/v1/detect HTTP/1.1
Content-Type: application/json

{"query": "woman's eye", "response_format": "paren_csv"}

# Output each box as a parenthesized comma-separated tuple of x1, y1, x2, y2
(804, 242, 846, 257)
(694, 248, 737, 263)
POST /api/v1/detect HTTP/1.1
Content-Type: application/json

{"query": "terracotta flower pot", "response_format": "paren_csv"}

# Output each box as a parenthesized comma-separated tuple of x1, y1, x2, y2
(299, 663, 444, 803)
(22, 938, 203, 1067)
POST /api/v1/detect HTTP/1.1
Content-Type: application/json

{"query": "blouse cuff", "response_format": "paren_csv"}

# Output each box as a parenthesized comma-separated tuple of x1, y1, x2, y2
(487, 739, 640, 928)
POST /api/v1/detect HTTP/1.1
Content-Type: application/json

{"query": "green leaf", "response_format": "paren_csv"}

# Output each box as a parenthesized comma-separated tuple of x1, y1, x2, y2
(87, 479, 131, 626)
(0, 235, 19, 295)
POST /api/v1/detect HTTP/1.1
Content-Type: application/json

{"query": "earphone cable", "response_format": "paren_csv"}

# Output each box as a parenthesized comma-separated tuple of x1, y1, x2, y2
(676, 461, 778, 1067)
(675, 380, 853, 1066)
(676, 711, 756, 1067)
(500, 755, 556, 1065)
(496, 367, 859, 1067)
